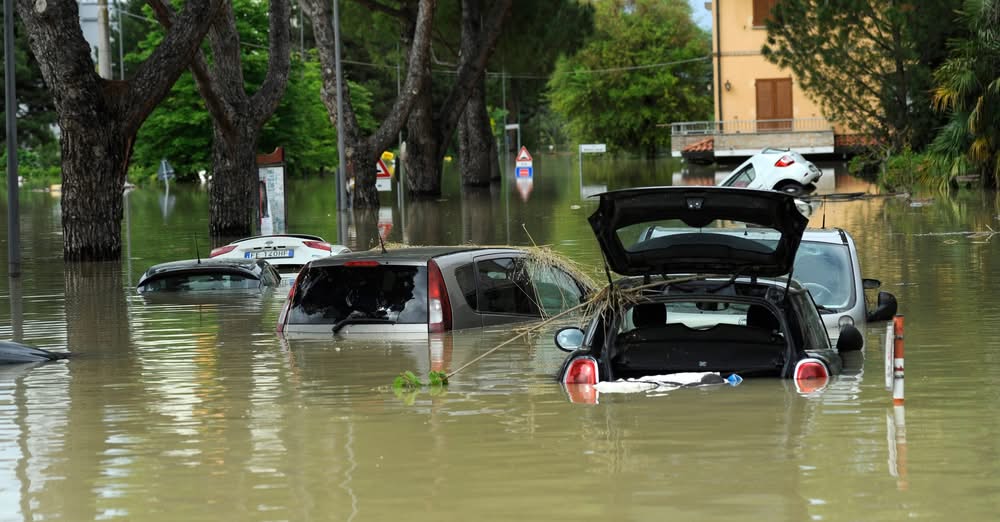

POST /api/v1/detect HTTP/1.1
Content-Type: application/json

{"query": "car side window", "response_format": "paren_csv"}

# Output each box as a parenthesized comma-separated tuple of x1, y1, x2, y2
(475, 257, 540, 316)
(723, 164, 755, 187)
(530, 265, 585, 316)
(454, 263, 478, 310)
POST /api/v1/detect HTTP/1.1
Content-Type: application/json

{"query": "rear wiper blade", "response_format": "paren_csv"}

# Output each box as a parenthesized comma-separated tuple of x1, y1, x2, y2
(814, 304, 838, 313)
(331, 317, 394, 333)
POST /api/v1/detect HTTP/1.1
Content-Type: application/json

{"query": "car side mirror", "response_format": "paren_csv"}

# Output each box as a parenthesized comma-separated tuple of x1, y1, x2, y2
(836, 324, 864, 353)
(554, 327, 585, 353)
(863, 278, 882, 290)
(867, 291, 898, 322)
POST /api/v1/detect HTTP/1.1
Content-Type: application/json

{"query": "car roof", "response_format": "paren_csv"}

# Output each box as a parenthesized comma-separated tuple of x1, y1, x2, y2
(139, 258, 265, 279)
(306, 246, 525, 267)
(230, 234, 325, 243)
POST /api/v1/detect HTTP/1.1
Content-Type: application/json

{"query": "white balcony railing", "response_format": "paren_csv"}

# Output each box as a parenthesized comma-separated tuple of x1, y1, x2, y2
(670, 118, 833, 136)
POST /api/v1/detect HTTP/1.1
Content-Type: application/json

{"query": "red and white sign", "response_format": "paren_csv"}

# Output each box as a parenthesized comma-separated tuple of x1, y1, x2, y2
(516, 146, 533, 164)
(378, 206, 393, 239)
(376, 158, 391, 192)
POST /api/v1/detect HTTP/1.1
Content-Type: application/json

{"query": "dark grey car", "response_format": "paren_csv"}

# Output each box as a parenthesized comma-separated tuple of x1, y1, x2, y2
(136, 258, 282, 294)
(277, 246, 592, 335)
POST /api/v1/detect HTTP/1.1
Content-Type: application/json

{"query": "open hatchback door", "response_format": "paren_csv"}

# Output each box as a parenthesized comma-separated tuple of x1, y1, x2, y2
(588, 187, 809, 277)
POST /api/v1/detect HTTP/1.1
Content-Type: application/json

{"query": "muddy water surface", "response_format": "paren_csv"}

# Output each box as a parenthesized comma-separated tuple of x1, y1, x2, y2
(0, 157, 998, 521)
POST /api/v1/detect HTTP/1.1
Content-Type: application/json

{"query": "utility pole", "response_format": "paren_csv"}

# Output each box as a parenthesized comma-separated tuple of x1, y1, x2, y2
(115, 0, 125, 80)
(4, 0, 21, 277)
(97, 0, 113, 79)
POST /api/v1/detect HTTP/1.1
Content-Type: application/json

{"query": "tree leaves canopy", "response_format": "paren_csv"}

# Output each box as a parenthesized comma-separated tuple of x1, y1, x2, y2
(546, 0, 711, 157)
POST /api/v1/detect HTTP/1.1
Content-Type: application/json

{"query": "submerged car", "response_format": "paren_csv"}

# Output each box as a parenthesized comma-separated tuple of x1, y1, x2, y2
(208, 234, 351, 271)
(718, 148, 822, 195)
(640, 227, 898, 344)
(555, 187, 864, 389)
(136, 258, 282, 294)
(277, 246, 594, 335)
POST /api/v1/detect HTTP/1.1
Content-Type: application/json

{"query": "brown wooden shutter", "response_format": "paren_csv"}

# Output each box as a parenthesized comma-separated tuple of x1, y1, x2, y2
(753, 0, 779, 27)
(756, 78, 793, 131)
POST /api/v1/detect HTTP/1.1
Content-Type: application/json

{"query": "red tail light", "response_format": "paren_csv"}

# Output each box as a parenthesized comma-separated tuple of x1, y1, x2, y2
(276, 267, 308, 333)
(794, 358, 830, 380)
(209, 245, 237, 257)
(303, 240, 332, 252)
(563, 357, 599, 385)
(774, 155, 795, 167)
(344, 260, 381, 267)
(427, 260, 452, 333)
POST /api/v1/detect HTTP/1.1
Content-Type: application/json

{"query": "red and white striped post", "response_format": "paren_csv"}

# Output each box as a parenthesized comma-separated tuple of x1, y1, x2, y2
(892, 315, 905, 405)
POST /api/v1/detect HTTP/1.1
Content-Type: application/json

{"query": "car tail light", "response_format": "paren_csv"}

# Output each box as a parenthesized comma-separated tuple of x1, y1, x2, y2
(774, 155, 795, 167)
(209, 245, 237, 257)
(794, 358, 830, 380)
(303, 240, 332, 252)
(427, 260, 452, 333)
(344, 260, 381, 267)
(563, 357, 599, 385)
(276, 267, 308, 333)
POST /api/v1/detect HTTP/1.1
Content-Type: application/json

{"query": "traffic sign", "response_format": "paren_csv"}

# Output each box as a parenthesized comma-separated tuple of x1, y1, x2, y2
(157, 158, 175, 181)
(516, 166, 533, 179)
(376, 158, 391, 192)
(580, 143, 607, 153)
(516, 146, 532, 163)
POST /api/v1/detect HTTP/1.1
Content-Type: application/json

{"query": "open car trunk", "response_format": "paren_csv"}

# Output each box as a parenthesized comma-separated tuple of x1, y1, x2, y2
(608, 299, 796, 379)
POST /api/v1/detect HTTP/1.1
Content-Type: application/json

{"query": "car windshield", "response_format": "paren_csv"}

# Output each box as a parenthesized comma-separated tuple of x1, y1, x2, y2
(139, 272, 259, 292)
(624, 220, 785, 257)
(287, 264, 428, 325)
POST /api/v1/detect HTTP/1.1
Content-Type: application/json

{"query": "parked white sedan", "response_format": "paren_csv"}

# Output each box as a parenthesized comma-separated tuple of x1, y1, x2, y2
(209, 234, 350, 271)
(718, 148, 822, 196)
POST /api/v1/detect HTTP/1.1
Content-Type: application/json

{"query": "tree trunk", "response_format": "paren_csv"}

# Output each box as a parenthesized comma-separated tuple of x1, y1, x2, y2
(403, 78, 445, 196)
(209, 124, 258, 238)
(345, 140, 380, 208)
(17, 0, 224, 261)
(458, 74, 498, 186)
(60, 117, 130, 260)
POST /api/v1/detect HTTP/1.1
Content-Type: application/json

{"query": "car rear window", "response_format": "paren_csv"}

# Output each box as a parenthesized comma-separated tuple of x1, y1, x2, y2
(139, 272, 259, 292)
(287, 264, 428, 325)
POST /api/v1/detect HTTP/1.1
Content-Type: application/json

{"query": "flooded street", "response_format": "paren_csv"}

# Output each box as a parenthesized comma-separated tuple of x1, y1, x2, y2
(1, 156, 999, 521)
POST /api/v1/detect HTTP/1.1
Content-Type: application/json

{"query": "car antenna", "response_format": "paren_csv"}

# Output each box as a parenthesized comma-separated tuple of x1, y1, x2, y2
(195, 238, 202, 264)
(821, 202, 827, 229)
(376, 229, 387, 255)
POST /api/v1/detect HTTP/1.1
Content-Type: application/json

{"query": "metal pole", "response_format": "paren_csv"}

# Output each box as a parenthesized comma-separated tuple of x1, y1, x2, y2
(4, 0, 21, 278)
(97, 0, 112, 78)
(332, 0, 349, 244)
(115, 0, 125, 80)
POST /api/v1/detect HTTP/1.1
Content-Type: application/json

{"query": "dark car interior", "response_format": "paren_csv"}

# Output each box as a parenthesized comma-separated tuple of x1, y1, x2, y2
(609, 301, 789, 378)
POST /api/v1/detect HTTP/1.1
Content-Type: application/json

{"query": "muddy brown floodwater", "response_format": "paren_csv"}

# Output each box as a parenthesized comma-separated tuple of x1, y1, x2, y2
(0, 156, 998, 521)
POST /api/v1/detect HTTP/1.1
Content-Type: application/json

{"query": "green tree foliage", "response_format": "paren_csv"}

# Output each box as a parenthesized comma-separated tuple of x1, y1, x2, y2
(763, 0, 960, 152)
(930, 0, 1000, 186)
(0, 19, 57, 150)
(546, 0, 711, 158)
(125, 2, 373, 182)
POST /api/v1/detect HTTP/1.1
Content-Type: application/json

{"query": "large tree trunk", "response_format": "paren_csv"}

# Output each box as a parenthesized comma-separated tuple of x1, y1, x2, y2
(60, 117, 130, 260)
(458, 74, 498, 186)
(402, 0, 511, 198)
(151, 0, 291, 239)
(17, 0, 224, 261)
(209, 124, 259, 238)
(300, 0, 435, 208)
(403, 79, 445, 196)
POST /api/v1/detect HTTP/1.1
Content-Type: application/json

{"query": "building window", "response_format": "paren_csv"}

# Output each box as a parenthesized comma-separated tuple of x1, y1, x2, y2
(756, 78, 793, 131)
(753, 0, 779, 27)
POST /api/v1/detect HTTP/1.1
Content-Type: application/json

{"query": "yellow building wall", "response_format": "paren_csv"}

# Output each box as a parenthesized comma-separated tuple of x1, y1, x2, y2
(711, 0, 845, 131)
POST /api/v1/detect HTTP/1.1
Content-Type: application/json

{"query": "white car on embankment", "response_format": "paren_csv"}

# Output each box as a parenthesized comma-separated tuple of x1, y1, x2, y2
(718, 148, 823, 196)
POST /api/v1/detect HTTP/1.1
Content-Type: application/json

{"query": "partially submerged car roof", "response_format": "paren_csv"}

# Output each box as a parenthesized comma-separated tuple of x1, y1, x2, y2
(589, 186, 808, 277)
(137, 258, 266, 286)
(306, 246, 524, 267)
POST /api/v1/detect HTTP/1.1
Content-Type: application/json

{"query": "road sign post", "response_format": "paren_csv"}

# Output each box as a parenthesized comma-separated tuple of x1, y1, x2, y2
(578, 143, 607, 199)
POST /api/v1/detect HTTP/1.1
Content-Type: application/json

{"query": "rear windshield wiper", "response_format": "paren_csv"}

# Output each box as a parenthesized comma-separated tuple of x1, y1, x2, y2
(331, 315, 394, 333)
(814, 304, 839, 314)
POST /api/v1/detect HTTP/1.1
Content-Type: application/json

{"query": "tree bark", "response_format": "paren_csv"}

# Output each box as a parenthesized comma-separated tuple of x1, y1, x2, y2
(300, 0, 435, 208)
(151, 0, 291, 239)
(458, 74, 498, 186)
(16, 0, 224, 261)
(402, 0, 511, 198)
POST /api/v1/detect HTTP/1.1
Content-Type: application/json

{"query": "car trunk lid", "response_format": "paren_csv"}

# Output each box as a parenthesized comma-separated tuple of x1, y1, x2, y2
(588, 187, 808, 277)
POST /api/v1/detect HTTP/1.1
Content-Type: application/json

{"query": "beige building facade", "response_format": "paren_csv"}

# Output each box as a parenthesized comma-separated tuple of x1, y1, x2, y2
(672, 0, 845, 159)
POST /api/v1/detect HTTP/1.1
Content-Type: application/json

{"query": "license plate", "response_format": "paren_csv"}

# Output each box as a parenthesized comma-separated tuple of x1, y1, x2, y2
(246, 249, 294, 259)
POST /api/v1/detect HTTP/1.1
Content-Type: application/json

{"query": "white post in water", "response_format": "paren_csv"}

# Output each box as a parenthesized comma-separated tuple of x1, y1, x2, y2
(4, 0, 21, 277)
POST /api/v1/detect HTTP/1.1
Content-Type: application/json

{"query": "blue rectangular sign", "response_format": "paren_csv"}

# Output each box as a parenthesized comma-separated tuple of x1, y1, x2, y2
(516, 166, 533, 179)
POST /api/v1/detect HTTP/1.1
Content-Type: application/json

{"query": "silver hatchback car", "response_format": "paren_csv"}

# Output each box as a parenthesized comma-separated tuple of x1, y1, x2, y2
(641, 227, 897, 343)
